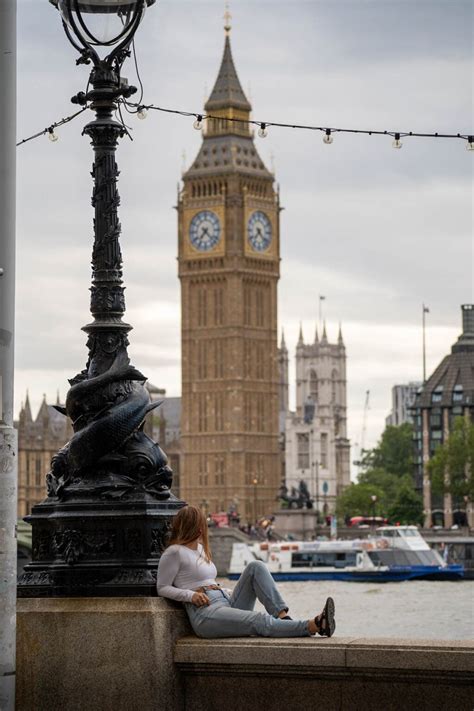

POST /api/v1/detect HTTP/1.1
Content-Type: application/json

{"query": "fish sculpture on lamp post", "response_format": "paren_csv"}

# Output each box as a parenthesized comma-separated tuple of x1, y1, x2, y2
(18, 0, 185, 598)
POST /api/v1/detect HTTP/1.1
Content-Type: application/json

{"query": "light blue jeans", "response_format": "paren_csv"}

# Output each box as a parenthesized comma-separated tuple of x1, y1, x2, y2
(185, 560, 311, 638)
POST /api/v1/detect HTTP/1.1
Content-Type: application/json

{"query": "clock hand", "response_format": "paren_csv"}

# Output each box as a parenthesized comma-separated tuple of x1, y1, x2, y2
(200, 226, 210, 238)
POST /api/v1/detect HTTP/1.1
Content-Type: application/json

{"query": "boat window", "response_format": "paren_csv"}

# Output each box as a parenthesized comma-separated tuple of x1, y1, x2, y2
(291, 552, 357, 568)
(369, 550, 438, 566)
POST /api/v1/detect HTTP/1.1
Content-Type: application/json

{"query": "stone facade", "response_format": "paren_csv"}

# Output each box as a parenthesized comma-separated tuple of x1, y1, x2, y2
(285, 324, 351, 515)
(178, 31, 280, 521)
(413, 304, 474, 529)
(17, 393, 72, 518)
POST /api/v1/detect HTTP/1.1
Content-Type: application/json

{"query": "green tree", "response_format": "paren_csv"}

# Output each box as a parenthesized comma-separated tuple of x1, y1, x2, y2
(361, 422, 413, 477)
(387, 483, 424, 525)
(429, 417, 474, 500)
(358, 467, 402, 504)
(336, 483, 384, 520)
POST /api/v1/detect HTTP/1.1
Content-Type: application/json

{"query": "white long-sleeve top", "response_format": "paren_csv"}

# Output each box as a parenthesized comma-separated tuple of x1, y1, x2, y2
(156, 543, 218, 603)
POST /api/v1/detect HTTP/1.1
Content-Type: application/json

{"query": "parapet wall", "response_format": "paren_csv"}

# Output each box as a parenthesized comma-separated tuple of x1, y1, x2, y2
(175, 635, 474, 711)
(17, 598, 474, 711)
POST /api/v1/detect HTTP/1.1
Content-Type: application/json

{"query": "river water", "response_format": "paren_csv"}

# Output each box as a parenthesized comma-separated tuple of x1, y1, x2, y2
(220, 579, 473, 640)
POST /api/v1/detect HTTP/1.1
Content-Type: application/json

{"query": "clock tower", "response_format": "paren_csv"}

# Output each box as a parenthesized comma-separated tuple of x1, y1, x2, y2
(178, 22, 280, 520)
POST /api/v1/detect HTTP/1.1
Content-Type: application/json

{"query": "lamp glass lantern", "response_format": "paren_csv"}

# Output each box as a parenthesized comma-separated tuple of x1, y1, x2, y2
(50, 0, 155, 52)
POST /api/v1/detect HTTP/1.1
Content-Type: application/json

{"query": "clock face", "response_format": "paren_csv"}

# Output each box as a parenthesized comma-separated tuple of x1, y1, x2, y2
(247, 211, 272, 252)
(189, 210, 221, 252)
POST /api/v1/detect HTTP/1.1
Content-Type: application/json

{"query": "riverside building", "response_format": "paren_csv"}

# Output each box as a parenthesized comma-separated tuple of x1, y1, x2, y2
(284, 324, 351, 515)
(413, 304, 474, 528)
(177, 22, 280, 519)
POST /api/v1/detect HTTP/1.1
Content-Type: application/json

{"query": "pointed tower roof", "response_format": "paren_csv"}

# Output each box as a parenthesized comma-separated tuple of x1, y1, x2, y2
(280, 328, 287, 351)
(338, 322, 344, 346)
(37, 393, 49, 422)
(184, 16, 272, 181)
(24, 390, 32, 422)
(297, 322, 304, 347)
(321, 321, 328, 344)
(314, 325, 319, 344)
(205, 34, 252, 113)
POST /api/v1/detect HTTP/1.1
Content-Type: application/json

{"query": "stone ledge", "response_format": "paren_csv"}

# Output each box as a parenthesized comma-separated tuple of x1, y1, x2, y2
(175, 636, 474, 711)
(175, 635, 474, 677)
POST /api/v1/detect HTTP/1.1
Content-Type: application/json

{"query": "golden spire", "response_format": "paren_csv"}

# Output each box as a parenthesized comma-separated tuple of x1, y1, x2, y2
(224, 2, 232, 36)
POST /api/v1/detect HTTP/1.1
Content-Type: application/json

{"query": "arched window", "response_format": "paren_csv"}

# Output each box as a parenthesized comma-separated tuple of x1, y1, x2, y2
(310, 370, 318, 401)
(331, 369, 338, 403)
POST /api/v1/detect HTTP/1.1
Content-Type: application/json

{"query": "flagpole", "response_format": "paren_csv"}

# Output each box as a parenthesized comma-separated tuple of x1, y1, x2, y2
(319, 295, 326, 333)
(422, 304, 429, 383)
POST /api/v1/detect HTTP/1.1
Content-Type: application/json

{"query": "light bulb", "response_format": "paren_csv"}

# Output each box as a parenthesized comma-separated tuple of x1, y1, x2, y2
(48, 128, 59, 143)
(323, 129, 333, 144)
(392, 133, 402, 149)
(467, 136, 474, 151)
(258, 123, 268, 138)
(137, 106, 148, 120)
(193, 115, 203, 131)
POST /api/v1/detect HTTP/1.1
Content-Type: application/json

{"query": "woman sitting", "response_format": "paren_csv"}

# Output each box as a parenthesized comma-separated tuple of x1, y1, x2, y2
(156, 505, 336, 639)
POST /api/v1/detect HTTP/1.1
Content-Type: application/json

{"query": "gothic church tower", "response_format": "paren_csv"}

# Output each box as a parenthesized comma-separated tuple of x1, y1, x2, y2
(178, 20, 280, 520)
(285, 325, 351, 514)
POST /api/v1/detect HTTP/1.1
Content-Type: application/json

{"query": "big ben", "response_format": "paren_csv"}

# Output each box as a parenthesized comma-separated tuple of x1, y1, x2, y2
(178, 18, 280, 521)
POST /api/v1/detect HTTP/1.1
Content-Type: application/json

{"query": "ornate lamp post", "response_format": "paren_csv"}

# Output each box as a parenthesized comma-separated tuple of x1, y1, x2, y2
(18, 0, 184, 598)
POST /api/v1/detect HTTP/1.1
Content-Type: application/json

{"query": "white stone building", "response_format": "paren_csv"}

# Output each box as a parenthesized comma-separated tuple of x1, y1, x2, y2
(283, 324, 351, 515)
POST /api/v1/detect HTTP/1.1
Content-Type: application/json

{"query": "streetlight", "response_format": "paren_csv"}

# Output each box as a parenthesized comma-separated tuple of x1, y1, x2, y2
(253, 477, 259, 524)
(370, 495, 378, 530)
(18, 0, 185, 598)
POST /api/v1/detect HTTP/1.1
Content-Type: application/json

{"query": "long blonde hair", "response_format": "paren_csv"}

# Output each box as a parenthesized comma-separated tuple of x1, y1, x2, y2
(167, 505, 212, 563)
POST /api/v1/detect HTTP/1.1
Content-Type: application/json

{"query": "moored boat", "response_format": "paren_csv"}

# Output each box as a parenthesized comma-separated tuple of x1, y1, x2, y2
(228, 526, 464, 582)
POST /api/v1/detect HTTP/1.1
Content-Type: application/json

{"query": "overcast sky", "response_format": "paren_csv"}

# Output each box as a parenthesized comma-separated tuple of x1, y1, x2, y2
(15, 0, 472, 466)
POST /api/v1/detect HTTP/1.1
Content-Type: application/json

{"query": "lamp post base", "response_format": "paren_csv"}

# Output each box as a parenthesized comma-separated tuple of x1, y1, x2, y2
(17, 494, 185, 598)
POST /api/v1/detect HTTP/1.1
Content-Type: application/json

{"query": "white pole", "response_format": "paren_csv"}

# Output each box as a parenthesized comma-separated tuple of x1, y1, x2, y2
(0, 1, 17, 709)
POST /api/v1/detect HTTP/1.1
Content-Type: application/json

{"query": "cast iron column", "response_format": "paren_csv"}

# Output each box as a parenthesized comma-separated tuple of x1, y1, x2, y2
(18, 60, 184, 599)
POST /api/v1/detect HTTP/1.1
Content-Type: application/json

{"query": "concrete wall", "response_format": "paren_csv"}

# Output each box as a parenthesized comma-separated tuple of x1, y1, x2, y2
(209, 526, 251, 575)
(17, 598, 474, 711)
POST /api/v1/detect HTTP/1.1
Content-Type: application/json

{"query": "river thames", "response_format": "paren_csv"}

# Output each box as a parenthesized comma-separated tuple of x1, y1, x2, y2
(221, 579, 473, 640)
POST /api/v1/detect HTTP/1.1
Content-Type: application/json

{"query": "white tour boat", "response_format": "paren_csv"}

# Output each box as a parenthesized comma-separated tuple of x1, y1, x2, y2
(228, 526, 464, 582)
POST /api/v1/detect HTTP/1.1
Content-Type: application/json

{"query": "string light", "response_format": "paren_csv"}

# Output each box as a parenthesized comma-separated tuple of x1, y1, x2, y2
(124, 102, 470, 149)
(323, 128, 333, 145)
(16, 106, 88, 147)
(392, 132, 402, 149)
(193, 114, 204, 131)
(16, 100, 472, 151)
(47, 127, 59, 143)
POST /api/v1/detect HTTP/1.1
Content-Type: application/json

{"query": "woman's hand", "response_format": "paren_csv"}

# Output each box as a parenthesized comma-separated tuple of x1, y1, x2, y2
(191, 592, 210, 607)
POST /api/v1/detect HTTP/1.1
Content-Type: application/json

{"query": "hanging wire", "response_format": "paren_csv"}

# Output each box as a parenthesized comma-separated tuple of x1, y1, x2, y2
(123, 101, 472, 143)
(16, 100, 472, 148)
(16, 106, 89, 147)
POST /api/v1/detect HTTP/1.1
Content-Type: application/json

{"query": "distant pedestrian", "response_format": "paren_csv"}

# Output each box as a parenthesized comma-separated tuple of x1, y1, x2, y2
(156, 505, 336, 639)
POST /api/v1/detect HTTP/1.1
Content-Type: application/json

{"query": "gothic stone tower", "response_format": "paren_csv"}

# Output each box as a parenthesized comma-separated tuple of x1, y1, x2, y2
(285, 324, 351, 514)
(178, 26, 280, 521)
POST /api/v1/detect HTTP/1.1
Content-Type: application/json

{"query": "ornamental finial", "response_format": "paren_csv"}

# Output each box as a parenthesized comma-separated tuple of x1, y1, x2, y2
(224, 2, 232, 35)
